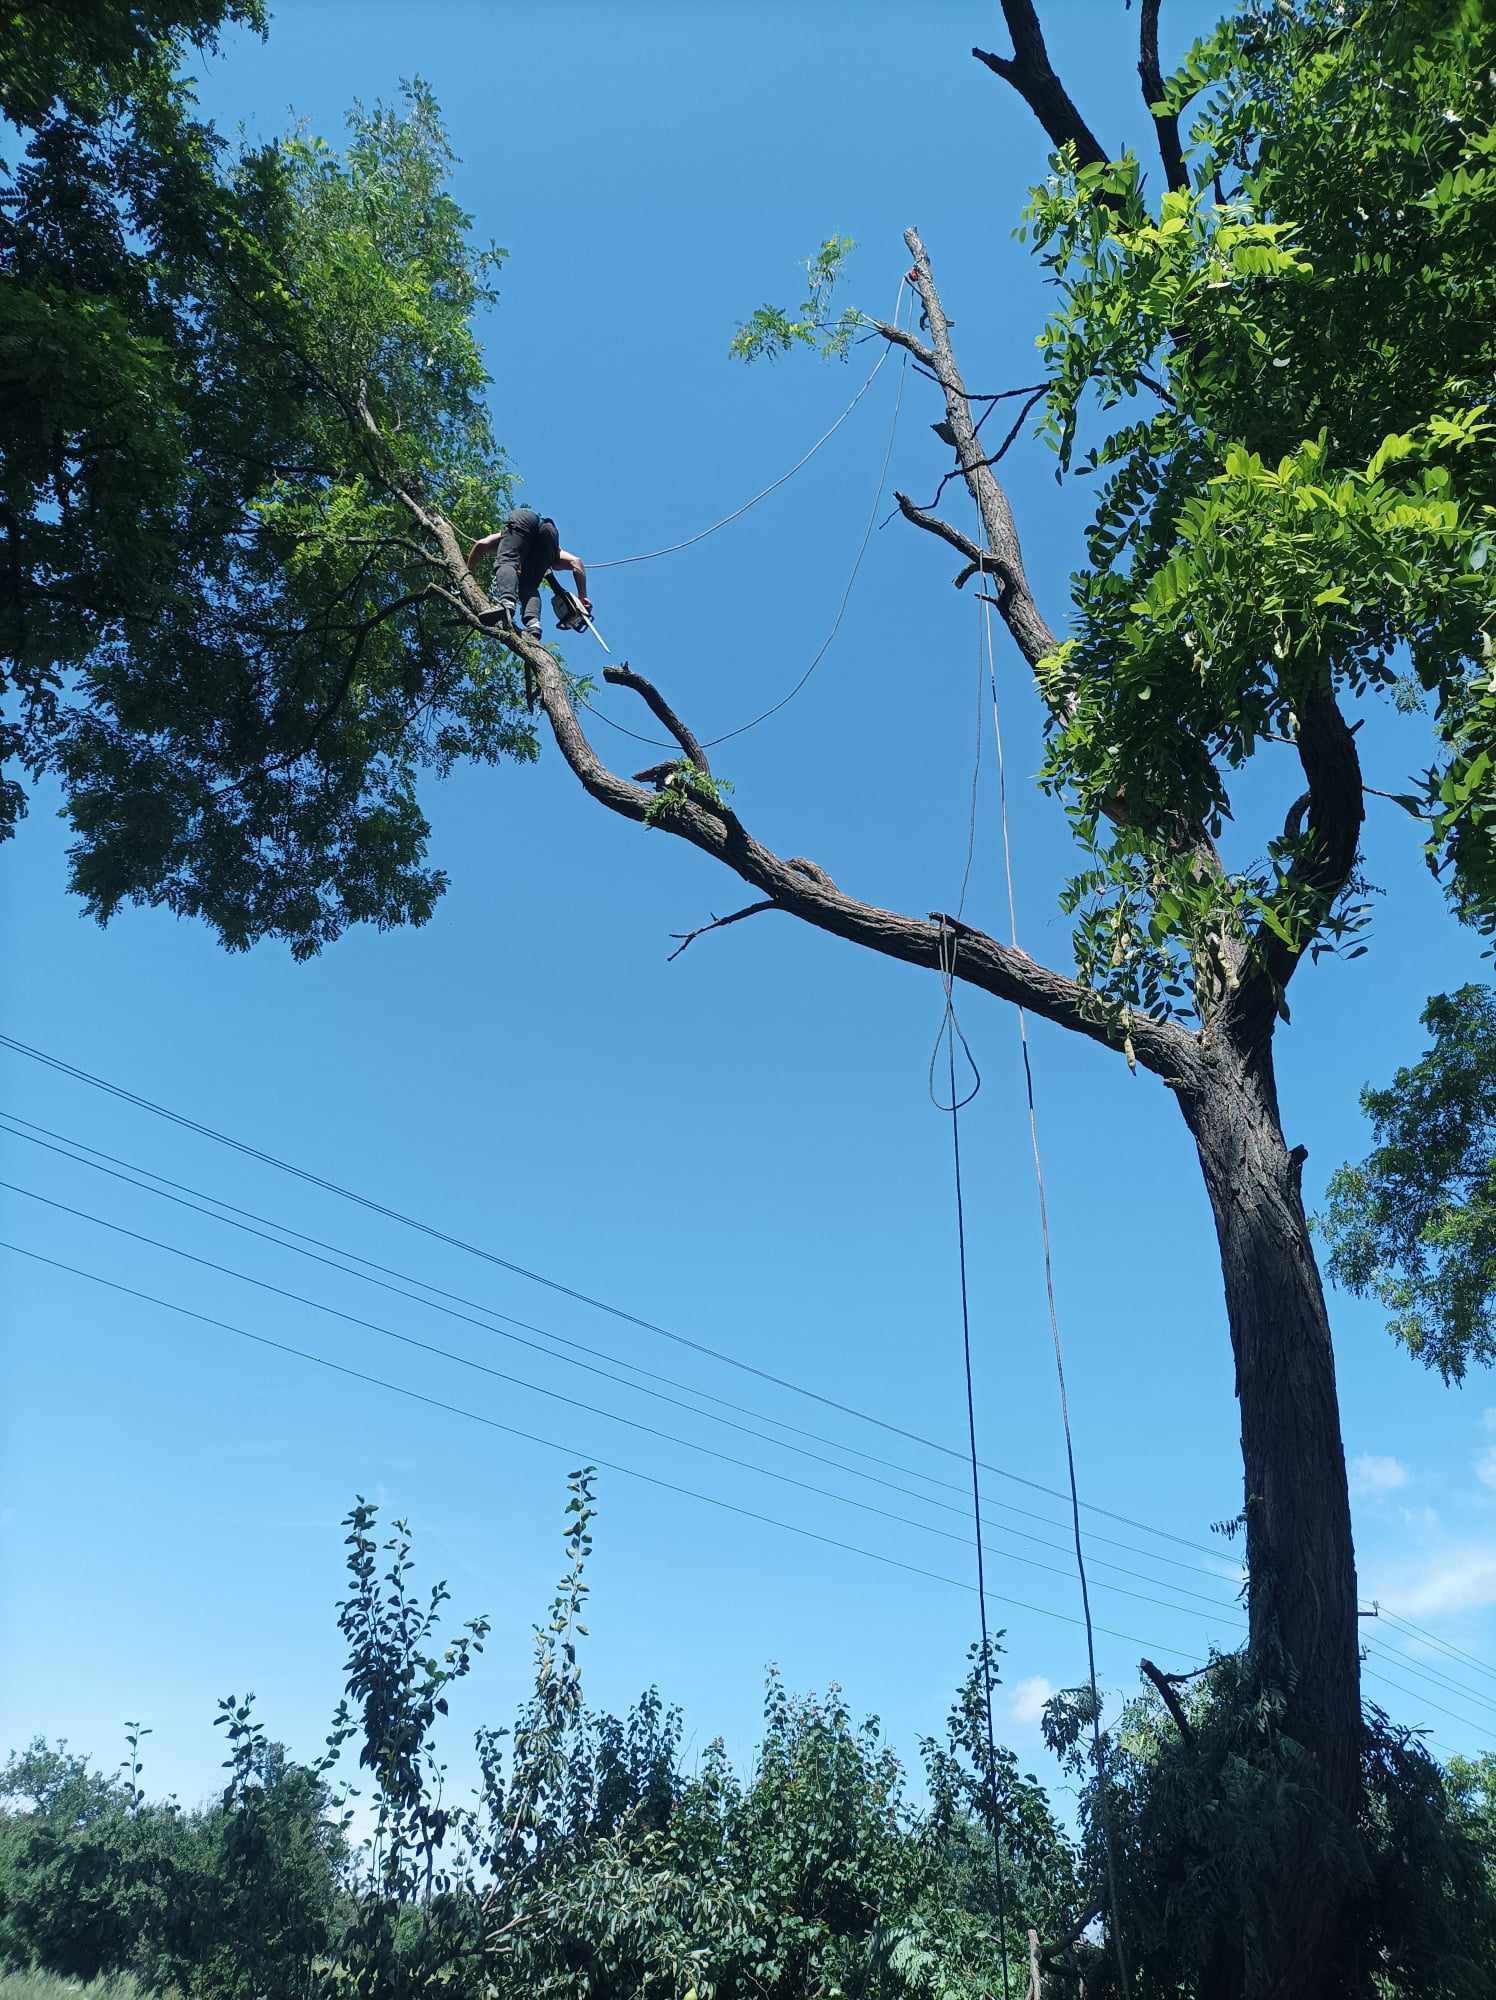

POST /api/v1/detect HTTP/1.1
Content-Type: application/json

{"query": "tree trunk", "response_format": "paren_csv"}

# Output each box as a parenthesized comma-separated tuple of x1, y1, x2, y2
(1177, 1019, 1362, 1998)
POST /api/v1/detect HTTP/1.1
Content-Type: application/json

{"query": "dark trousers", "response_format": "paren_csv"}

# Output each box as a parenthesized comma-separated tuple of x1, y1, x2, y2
(491, 557, 544, 636)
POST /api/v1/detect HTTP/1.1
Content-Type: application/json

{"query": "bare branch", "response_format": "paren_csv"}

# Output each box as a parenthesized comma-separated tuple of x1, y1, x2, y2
(973, 2, 1109, 171)
(1139, 0, 1189, 195)
(375, 440, 1202, 1086)
(514, 632, 1199, 1084)
(667, 900, 778, 961)
(901, 230, 1060, 670)
(1141, 1656, 1196, 1745)
(865, 317, 936, 370)
(893, 494, 992, 580)
(603, 662, 710, 771)
(914, 385, 1049, 513)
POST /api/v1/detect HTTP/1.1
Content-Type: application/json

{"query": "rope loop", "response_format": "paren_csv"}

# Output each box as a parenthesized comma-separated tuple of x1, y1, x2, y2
(928, 920, 981, 1113)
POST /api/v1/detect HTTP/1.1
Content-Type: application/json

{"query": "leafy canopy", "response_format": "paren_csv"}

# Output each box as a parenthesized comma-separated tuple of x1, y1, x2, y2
(1322, 985, 1496, 1381)
(4, 30, 534, 957)
(1022, 0, 1496, 1021)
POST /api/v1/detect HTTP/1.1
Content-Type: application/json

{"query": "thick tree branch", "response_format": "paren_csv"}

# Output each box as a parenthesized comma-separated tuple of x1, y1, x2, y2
(972, 2, 1109, 170)
(1138, 0, 1189, 195)
(900, 230, 1059, 671)
(373, 407, 1205, 1084)
(899, 229, 1245, 1001)
(603, 663, 709, 771)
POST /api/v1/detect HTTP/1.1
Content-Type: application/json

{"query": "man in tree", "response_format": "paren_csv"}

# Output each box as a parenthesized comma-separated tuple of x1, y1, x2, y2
(467, 507, 591, 641)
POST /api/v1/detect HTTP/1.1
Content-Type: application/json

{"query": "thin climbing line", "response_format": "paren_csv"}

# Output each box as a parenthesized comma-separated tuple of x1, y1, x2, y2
(590, 291, 903, 571)
(939, 919, 1011, 1995)
(582, 278, 911, 753)
(977, 580, 1132, 1998)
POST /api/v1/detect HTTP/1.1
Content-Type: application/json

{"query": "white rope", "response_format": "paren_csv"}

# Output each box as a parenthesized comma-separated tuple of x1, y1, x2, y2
(591, 278, 906, 571)
(977, 579, 1133, 1999)
(584, 276, 911, 753)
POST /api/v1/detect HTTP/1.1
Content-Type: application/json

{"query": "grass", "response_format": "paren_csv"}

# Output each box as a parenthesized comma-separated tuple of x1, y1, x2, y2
(0, 1976, 159, 2000)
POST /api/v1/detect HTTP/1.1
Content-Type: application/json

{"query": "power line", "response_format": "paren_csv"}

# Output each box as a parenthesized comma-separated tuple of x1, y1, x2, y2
(0, 1178, 1248, 1634)
(1376, 1607, 1496, 1685)
(1362, 1660, 1496, 1745)
(1361, 1632, 1496, 1717)
(0, 1238, 1212, 1667)
(0, 1033, 1231, 1563)
(0, 1113, 1248, 1602)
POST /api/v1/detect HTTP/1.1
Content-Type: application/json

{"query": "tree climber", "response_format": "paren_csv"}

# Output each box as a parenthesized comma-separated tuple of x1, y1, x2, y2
(466, 506, 590, 641)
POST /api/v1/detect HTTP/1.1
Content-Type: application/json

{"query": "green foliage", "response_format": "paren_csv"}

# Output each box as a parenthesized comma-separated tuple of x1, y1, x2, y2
(1016, 0, 1496, 1019)
(3, 20, 534, 956)
(9, 1480, 1496, 1998)
(1322, 985, 1496, 1379)
(641, 761, 735, 826)
(1039, 1658, 1496, 1996)
(730, 237, 862, 363)
(0, 1729, 345, 1995)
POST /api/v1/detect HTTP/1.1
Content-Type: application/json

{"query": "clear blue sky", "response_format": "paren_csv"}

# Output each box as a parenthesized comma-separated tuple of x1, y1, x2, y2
(4, 0, 1495, 1817)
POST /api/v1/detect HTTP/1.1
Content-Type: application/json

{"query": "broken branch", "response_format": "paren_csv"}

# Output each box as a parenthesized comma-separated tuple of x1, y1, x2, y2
(1141, 1656, 1196, 1746)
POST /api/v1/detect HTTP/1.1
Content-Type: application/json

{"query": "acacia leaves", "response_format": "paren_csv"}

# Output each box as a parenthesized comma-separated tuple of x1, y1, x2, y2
(1322, 985, 1496, 1381)
(1015, 3, 1496, 1022)
(730, 236, 862, 363)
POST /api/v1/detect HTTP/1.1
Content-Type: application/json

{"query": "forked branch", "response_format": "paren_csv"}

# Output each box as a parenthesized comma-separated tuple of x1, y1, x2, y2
(972, 2, 1109, 171)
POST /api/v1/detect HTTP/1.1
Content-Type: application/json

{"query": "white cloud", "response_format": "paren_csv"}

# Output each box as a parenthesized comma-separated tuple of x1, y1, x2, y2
(1482, 1408, 1496, 1435)
(1372, 1544, 1496, 1621)
(1476, 1447, 1496, 1492)
(1350, 1454, 1410, 1498)
(1399, 1504, 1442, 1534)
(1008, 1675, 1054, 1726)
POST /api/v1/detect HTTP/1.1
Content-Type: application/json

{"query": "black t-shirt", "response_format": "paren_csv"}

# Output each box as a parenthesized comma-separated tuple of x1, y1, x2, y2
(496, 506, 561, 592)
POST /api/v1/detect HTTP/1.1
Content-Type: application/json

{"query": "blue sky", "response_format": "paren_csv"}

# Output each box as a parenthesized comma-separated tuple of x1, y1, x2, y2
(4, 0, 1495, 1817)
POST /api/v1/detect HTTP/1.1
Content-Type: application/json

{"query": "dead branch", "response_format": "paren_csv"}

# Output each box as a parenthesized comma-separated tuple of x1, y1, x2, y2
(1138, 0, 1189, 194)
(914, 385, 1049, 512)
(973, 2, 1109, 172)
(1141, 1656, 1196, 1745)
(604, 662, 710, 771)
(667, 900, 779, 961)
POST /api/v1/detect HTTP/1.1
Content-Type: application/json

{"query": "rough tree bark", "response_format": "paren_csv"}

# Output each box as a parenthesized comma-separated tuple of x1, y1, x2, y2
(378, 13, 1370, 1988)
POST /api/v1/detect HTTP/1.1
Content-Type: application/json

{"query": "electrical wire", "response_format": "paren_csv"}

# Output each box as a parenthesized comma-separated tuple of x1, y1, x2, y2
(0, 1032, 1235, 1563)
(0, 1113, 1248, 1603)
(0, 1237, 1215, 1666)
(0, 1177, 1249, 1635)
